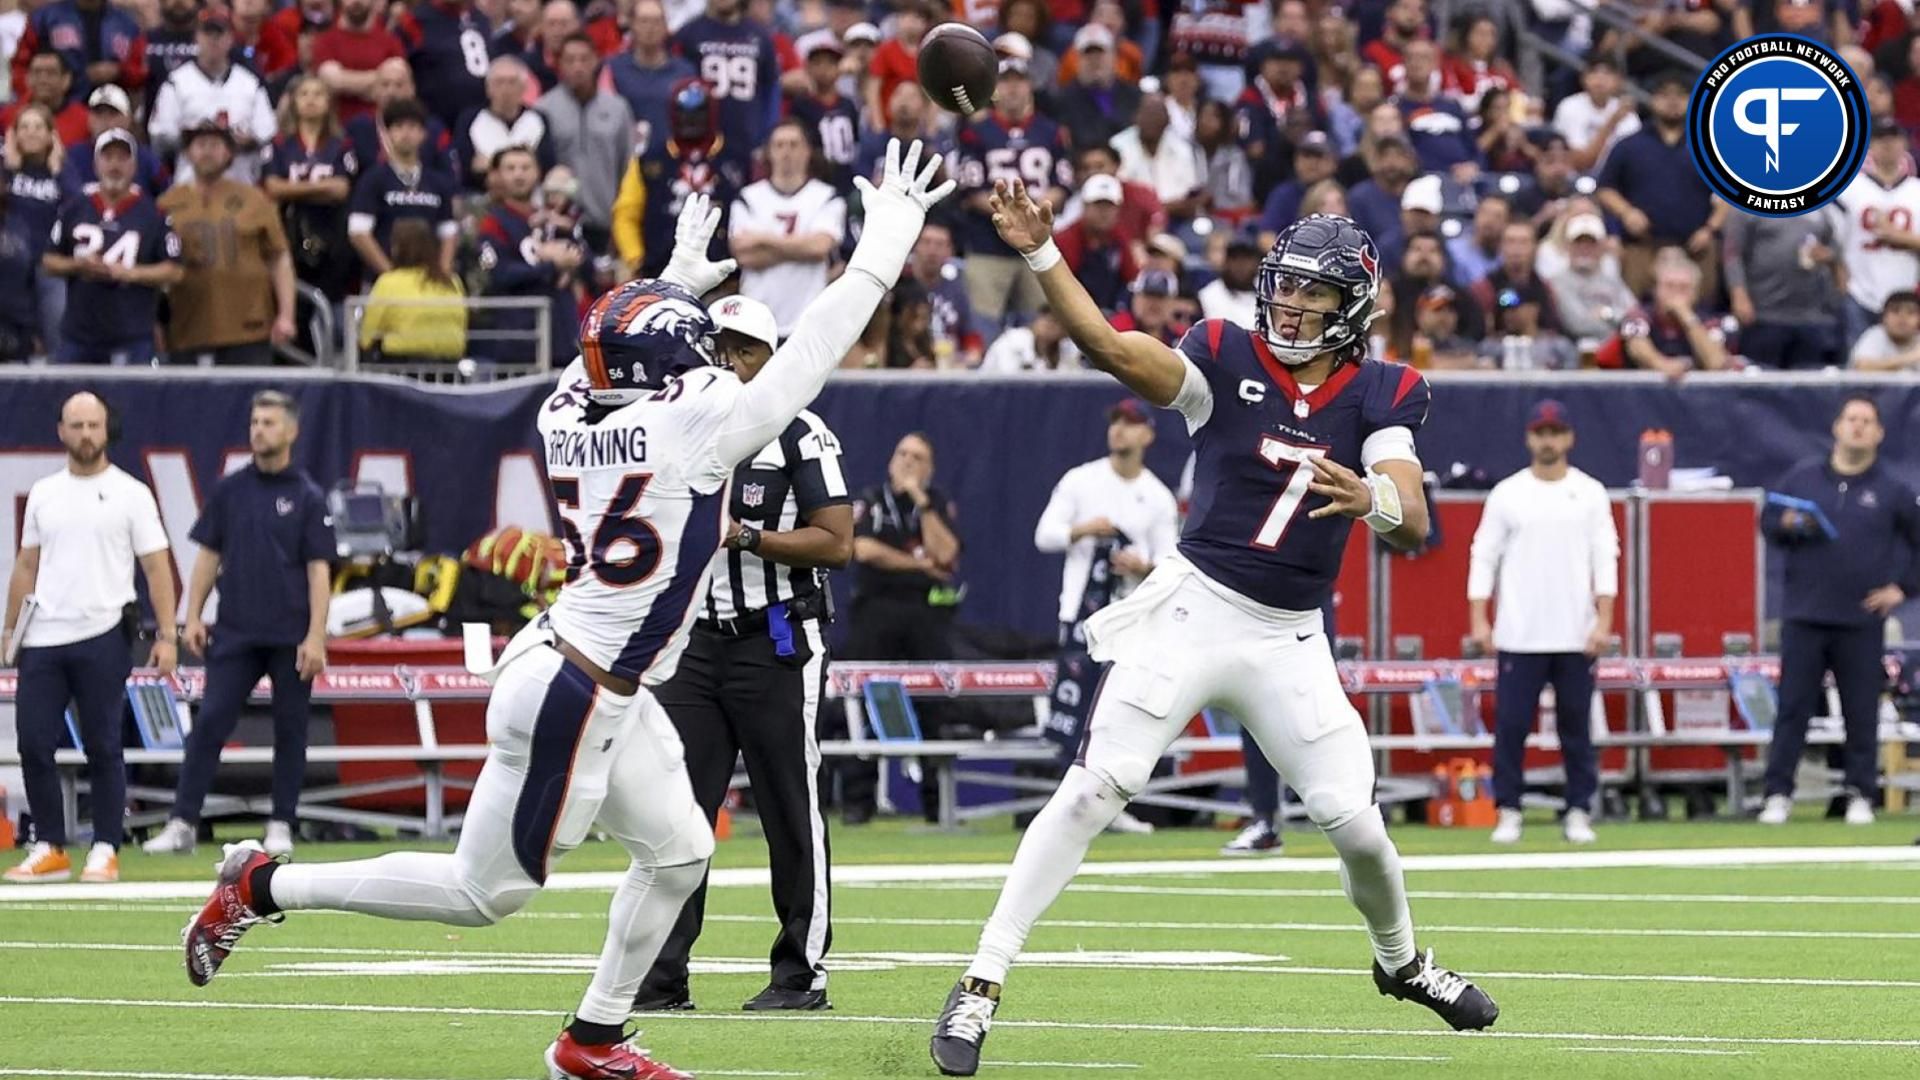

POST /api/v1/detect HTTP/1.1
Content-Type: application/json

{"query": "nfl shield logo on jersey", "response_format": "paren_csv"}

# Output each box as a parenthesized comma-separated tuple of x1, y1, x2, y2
(742, 483, 766, 508)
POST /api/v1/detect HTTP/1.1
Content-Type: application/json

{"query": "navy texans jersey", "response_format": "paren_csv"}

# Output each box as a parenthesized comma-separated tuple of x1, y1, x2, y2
(788, 90, 860, 194)
(394, 0, 494, 129)
(631, 141, 748, 276)
(674, 15, 779, 152)
(343, 113, 455, 180)
(476, 200, 583, 363)
(348, 162, 457, 255)
(1176, 318, 1430, 611)
(954, 111, 1074, 257)
(49, 185, 180, 346)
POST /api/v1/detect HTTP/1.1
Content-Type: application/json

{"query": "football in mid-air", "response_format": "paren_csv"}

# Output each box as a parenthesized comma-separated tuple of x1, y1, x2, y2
(917, 23, 997, 116)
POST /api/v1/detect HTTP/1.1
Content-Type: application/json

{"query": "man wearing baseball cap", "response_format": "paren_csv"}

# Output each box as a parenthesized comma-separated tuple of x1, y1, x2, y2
(1108, 268, 1186, 345)
(41, 128, 184, 363)
(1467, 400, 1619, 845)
(60, 83, 167, 192)
(1055, 173, 1141, 312)
(1048, 21, 1142, 151)
(788, 30, 860, 193)
(635, 292, 854, 1014)
(1542, 211, 1636, 348)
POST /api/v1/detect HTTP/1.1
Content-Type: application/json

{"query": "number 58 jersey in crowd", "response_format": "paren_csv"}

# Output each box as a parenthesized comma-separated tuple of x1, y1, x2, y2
(536, 357, 745, 687)
(49, 184, 180, 349)
(1173, 318, 1429, 611)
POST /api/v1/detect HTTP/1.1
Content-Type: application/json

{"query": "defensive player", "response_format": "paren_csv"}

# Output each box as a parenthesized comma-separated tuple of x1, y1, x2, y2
(929, 188, 1498, 1077)
(181, 139, 953, 1080)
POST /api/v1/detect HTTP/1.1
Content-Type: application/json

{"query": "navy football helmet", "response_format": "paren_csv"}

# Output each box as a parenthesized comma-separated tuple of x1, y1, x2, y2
(1255, 214, 1383, 366)
(577, 279, 719, 403)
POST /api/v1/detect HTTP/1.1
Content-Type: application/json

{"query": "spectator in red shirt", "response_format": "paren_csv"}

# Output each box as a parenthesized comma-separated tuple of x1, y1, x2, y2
(867, 0, 929, 127)
(1, 53, 91, 148)
(1364, 0, 1428, 78)
(1075, 142, 1165, 261)
(1440, 13, 1516, 113)
(1055, 173, 1141, 311)
(313, 0, 406, 124)
(271, 0, 337, 49)
(233, 0, 299, 76)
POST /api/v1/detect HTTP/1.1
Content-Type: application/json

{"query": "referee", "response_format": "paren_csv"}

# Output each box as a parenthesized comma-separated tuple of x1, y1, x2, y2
(3, 392, 177, 885)
(637, 296, 852, 1013)
(1758, 395, 1920, 827)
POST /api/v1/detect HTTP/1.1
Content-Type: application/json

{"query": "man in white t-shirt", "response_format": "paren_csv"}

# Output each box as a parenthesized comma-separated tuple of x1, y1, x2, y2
(1835, 119, 1920, 346)
(730, 118, 847, 339)
(1551, 56, 1640, 173)
(1467, 400, 1618, 847)
(2, 392, 178, 885)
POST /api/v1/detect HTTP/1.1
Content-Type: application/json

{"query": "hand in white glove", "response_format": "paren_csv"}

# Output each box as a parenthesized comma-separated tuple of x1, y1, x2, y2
(848, 138, 958, 285)
(659, 192, 738, 296)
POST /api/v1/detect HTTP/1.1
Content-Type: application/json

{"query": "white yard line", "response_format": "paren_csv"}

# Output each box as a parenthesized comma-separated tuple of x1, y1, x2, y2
(6, 846, 1919, 902)
(1559, 1047, 1752, 1057)
(25, 940, 1920, 990)
(849, 881, 1920, 906)
(4, 997, 1917, 1050)
(1258, 1053, 1452, 1062)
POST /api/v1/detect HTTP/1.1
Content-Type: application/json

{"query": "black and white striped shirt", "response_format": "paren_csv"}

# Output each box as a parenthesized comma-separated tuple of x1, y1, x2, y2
(703, 410, 849, 620)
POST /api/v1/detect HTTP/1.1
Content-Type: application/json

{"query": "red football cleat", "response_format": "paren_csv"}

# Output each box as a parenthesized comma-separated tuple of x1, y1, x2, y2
(546, 1027, 694, 1080)
(182, 841, 280, 987)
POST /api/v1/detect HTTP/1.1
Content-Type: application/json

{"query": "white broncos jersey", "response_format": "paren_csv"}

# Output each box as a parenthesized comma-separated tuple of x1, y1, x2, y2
(539, 356, 743, 687)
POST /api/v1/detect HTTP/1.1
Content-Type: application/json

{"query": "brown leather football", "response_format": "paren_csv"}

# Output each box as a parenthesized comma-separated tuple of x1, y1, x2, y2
(917, 23, 998, 116)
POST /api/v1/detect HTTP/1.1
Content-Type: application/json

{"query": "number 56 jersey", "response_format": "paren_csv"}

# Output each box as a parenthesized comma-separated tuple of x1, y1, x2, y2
(537, 358, 741, 687)
(1173, 319, 1430, 612)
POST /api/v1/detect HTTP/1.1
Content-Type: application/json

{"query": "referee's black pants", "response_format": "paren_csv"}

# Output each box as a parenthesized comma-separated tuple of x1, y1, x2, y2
(14, 627, 131, 848)
(642, 617, 834, 997)
(834, 593, 955, 815)
(1763, 619, 1885, 801)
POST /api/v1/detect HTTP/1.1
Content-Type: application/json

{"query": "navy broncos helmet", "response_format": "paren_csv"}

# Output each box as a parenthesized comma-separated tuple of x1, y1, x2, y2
(1255, 214, 1383, 366)
(578, 279, 719, 403)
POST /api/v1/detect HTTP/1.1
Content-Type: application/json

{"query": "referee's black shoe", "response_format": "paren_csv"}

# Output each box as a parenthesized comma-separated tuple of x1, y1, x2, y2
(632, 985, 694, 1012)
(1372, 948, 1498, 1031)
(930, 977, 1000, 1076)
(742, 985, 831, 1011)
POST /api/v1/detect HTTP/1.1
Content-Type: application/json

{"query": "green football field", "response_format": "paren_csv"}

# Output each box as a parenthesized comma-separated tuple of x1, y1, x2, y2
(5, 812, 1920, 1080)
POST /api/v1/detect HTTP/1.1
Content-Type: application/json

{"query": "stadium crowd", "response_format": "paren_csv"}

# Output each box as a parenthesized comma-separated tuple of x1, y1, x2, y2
(0, 0, 1919, 370)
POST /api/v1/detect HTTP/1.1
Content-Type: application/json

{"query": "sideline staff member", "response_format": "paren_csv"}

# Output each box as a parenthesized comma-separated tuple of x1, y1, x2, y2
(840, 432, 961, 824)
(144, 390, 333, 859)
(3, 392, 177, 884)
(1758, 395, 1920, 827)
(637, 297, 853, 1014)
(1468, 400, 1618, 846)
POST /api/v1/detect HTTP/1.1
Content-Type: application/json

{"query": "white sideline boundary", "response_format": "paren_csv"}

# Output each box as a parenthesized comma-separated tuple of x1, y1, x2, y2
(4, 845, 1919, 902)
(6, 997, 1920, 1050)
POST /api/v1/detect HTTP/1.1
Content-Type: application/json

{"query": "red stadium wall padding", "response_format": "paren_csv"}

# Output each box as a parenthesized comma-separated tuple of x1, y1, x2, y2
(1643, 495, 1764, 774)
(1380, 496, 1635, 778)
(328, 639, 487, 811)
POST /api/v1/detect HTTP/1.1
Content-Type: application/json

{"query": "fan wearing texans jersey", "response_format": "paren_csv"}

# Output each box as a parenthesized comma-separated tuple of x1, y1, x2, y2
(674, 0, 779, 154)
(929, 201, 1496, 1079)
(611, 78, 748, 278)
(394, 0, 494, 129)
(41, 129, 183, 364)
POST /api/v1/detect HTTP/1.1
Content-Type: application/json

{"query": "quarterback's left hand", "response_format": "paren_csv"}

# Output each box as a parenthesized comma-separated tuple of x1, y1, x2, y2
(1306, 456, 1374, 519)
(660, 192, 738, 297)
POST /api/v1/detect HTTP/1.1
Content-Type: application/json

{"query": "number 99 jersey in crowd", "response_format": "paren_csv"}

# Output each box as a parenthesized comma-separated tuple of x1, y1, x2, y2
(535, 350, 743, 688)
(1171, 319, 1429, 612)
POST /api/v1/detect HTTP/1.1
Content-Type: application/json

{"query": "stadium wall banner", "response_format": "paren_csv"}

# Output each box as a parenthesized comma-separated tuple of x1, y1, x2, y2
(1, 371, 1914, 639)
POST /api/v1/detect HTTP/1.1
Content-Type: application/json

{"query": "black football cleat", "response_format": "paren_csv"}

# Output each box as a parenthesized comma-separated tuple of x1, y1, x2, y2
(1373, 948, 1498, 1031)
(930, 977, 1001, 1077)
(741, 985, 831, 1011)
(632, 986, 695, 1012)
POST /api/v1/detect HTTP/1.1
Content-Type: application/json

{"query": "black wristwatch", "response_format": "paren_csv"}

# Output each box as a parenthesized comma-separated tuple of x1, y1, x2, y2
(730, 524, 761, 553)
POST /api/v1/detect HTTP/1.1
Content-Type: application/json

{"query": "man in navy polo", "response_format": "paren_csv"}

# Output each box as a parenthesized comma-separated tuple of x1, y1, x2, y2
(1757, 395, 1920, 828)
(144, 390, 333, 859)
(1595, 70, 1725, 299)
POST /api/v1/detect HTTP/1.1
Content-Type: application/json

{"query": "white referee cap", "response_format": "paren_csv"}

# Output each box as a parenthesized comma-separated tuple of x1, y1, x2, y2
(709, 294, 779, 351)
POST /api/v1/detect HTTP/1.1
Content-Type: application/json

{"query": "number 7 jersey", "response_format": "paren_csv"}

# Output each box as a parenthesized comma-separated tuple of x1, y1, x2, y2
(1174, 319, 1430, 611)
(537, 359, 740, 686)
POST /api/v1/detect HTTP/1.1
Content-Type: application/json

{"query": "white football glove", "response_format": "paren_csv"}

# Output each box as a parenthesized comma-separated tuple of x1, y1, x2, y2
(659, 192, 738, 296)
(848, 138, 958, 285)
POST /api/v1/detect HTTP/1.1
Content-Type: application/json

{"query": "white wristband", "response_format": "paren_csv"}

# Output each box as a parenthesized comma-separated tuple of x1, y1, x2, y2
(1361, 470, 1404, 535)
(1023, 239, 1062, 273)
